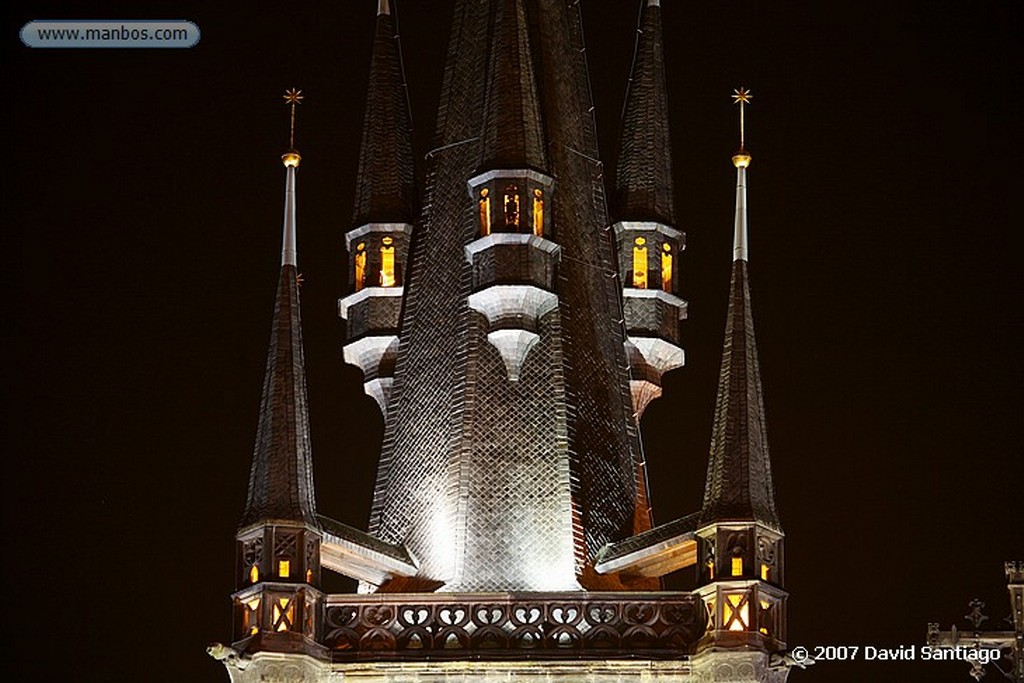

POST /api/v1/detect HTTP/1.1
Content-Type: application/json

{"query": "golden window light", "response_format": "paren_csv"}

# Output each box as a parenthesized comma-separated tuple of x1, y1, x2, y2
(248, 564, 259, 584)
(380, 237, 396, 287)
(354, 243, 367, 292)
(661, 243, 673, 292)
(731, 556, 743, 576)
(725, 594, 749, 632)
(273, 597, 294, 633)
(479, 189, 492, 236)
(532, 188, 544, 236)
(278, 559, 291, 578)
(632, 237, 648, 289)
(504, 185, 520, 228)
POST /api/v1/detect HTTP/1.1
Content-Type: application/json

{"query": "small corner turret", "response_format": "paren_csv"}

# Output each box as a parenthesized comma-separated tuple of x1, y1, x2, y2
(230, 89, 326, 665)
(612, 0, 687, 420)
(692, 90, 788, 681)
(339, 1, 417, 414)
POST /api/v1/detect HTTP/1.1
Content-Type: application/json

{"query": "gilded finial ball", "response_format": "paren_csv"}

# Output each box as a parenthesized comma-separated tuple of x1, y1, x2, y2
(282, 150, 301, 168)
(732, 151, 751, 168)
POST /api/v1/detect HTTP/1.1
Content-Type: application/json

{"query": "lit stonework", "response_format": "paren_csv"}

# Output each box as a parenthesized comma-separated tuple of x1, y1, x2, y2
(214, 3, 794, 683)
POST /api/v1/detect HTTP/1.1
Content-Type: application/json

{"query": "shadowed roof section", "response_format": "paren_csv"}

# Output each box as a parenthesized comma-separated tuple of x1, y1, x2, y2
(613, 0, 676, 225)
(241, 164, 318, 529)
(699, 156, 781, 530)
(352, 2, 416, 227)
(477, 0, 547, 173)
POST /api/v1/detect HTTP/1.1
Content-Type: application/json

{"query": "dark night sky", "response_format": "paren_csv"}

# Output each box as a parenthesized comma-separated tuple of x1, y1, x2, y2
(5, 1, 1022, 682)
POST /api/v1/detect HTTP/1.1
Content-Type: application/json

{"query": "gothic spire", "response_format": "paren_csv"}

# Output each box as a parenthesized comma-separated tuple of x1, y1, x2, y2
(240, 90, 317, 528)
(477, 0, 547, 173)
(699, 89, 780, 530)
(352, 0, 416, 228)
(613, 0, 676, 225)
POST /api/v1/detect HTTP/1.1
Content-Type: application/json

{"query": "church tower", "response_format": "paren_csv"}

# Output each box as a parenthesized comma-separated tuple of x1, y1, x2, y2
(213, 3, 793, 682)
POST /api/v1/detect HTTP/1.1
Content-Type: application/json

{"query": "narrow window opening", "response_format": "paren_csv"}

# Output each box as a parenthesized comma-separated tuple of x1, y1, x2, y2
(380, 237, 396, 287)
(305, 568, 313, 583)
(278, 559, 291, 578)
(503, 185, 520, 228)
(632, 237, 648, 288)
(731, 557, 743, 577)
(354, 243, 366, 292)
(532, 188, 544, 236)
(478, 188, 491, 236)
(249, 564, 259, 584)
(661, 243, 673, 292)
(761, 564, 769, 581)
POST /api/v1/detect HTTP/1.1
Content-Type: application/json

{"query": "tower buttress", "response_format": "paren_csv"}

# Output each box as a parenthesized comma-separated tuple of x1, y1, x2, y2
(612, 0, 687, 421)
(232, 90, 325, 660)
(339, 1, 417, 415)
(693, 91, 788, 680)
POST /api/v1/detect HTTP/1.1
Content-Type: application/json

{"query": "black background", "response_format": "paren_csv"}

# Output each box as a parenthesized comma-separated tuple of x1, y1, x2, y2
(5, 1, 1022, 681)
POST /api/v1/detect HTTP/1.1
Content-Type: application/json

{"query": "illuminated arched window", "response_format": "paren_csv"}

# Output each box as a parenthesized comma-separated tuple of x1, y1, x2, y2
(632, 237, 648, 289)
(504, 185, 520, 229)
(478, 188, 491, 236)
(661, 243, 673, 292)
(532, 188, 544, 236)
(380, 237, 396, 287)
(354, 243, 367, 292)
(248, 564, 259, 584)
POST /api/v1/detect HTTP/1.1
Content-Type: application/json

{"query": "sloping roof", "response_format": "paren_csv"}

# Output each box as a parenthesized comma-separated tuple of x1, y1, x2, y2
(477, 0, 547, 173)
(613, 1, 676, 225)
(240, 262, 318, 528)
(593, 511, 699, 577)
(352, 6, 416, 227)
(700, 256, 781, 530)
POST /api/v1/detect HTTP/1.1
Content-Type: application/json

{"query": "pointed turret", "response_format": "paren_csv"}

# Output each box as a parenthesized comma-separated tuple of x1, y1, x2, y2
(693, 91, 787, 671)
(699, 89, 779, 530)
(230, 91, 326, 660)
(477, 0, 547, 173)
(340, 2, 417, 415)
(241, 94, 317, 529)
(351, 0, 415, 228)
(613, 0, 687, 420)
(614, 0, 676, 225)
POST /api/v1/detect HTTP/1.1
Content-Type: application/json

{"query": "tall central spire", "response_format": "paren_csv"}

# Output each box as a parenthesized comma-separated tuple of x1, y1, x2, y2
(700, 89, 780, 529)
(477, 0, 547, 172)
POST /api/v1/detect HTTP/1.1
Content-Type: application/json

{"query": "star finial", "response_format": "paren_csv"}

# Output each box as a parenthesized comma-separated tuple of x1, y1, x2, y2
(732, 87, 752, 152)
(731, 87, 752, 168)
(282, 88, 303, 167)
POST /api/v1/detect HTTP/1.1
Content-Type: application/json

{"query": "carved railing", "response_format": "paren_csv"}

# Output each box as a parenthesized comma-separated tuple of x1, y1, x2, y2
(322, 591, 704, 660)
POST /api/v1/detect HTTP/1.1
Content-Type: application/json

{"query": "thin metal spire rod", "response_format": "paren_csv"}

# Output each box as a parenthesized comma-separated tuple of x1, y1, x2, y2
(284, 87, 303, 150)
(732, 87, 751, 150)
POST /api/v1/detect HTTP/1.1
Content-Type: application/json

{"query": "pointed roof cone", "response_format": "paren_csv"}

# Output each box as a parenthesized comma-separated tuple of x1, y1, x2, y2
(241, 156, 318, 529)
(613, 0, 676, 225)
(477, 0, 547, 173)
(352, 1, 416, 227)
(699, 148, 781, 530)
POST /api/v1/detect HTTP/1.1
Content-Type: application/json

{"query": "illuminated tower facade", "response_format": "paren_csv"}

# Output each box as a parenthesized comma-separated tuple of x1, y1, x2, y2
(213, 2, 791, 682)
